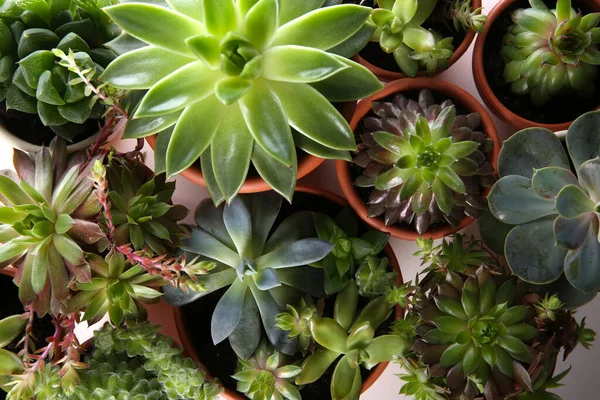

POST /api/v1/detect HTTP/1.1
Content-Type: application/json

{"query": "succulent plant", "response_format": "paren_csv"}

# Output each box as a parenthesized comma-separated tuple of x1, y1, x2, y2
(100, 0, 382, 204)
(447, 0, 487, 33)
(415, 234, 492, 274)
(0, 138, 105, 315)
(163, 192, 333, 359)
(355, 256, 397, 297)
(353, 89, 495, 234)
(66, 251, 165, 326)
(104, 153, 189, 256)
(1, 0, 120, 140)
(396, 357, 449, 400)
(275, 297, 318, 356)
(487, 110, 600, 297)
(295, 280, 409, 400)
(0, 314, 27, 385)
(502, 0, 600, 106)
(311, 209, 389, 294)
(233, 338, 302, 400)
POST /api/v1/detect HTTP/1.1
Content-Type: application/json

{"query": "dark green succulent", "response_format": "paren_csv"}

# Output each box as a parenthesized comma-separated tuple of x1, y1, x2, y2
(233, 338, 302, 400)
(353, 89, 495, 234)
(0, 0, 120, 140)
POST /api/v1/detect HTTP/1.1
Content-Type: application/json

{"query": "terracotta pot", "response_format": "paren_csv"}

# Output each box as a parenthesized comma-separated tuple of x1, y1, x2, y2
(146, 101, 357, 193)
(172, 185, 404, 399)
(336, 77, 501, 241)
(472, 0, 600, 131)
(358, 0, 481, 82)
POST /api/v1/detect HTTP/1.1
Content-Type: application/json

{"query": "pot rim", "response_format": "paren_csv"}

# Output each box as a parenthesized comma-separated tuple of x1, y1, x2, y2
(472, 0, 600, 131)
(172, 184, 404, 400)
(145, 101, 356, 194)
(358, 0, 481, 82)
(336, 77, 501, 241)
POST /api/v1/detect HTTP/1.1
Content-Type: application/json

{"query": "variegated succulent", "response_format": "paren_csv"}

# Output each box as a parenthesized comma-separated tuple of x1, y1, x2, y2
(353, 89, 495, 234)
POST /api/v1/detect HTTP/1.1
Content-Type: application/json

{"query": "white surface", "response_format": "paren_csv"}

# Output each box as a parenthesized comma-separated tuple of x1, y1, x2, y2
(1, 1, 597, 397)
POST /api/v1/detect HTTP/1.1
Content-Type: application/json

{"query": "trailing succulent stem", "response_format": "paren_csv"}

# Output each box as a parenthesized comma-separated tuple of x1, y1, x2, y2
(353, 89, 495, 234)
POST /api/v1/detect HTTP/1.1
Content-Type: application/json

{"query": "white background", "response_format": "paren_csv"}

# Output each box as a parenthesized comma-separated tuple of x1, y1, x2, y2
(1, 0, 597, 397)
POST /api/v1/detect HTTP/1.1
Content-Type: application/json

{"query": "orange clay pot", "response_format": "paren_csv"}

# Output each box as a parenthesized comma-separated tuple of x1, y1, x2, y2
(146, 101, 356, 193)
(359, 0, 481, 82)
(472, 0, 600, 131)
(336, 77, 501, 241)
(172, 184, 404, 400)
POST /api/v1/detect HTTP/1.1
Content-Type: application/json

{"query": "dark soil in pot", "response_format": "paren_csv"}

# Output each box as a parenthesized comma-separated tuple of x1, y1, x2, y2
(178, 191, 396, 399)
(0, 103, 97, 147)
(353, 0, 468, 73)
(483, 0, 600, 124)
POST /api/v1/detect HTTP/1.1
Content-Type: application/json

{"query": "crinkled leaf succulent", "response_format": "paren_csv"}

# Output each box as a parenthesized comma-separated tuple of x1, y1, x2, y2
(101, 0, 383, 203)
(275, 297, 318, 356)
(311, 208, 389, 294)
(502, 0, 600, 106)
(355, 256, 397, 297)
(487, 110, 600, 296)
(163, 192, 333, 359)
(233, 338, 302, 400)
(0, 138, 105, 315)
(1, 0, 119, 140)
(295, 280, 409, 400)
(353, 89, 495, 234)
(104, 154, 189, 256)
(66, 251, 165, 326)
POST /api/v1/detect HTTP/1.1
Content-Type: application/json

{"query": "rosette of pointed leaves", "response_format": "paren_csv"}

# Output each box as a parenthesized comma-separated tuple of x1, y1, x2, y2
(233, 339, 302, 400)
(502, 0, 600, 106)
(355, 256, 397, 297)
(100, 0, 382, 204)
(66, 251, 165, 326)
(295, 280, 409, 400)
(413, 266, 544, 398)
(353, 89, 495, 234)
(487, 110, 600, 296)
(105, 154, 188, 256)
(0, 138, 105, 315)
(369, 0, 455, 77)
(163, 192, 333, 359)
(448, 0, 487, 33)
(0, 0, 119, 140)
(311, 208, 389, 294)
(396, 357, 449, 400)
(275, 297, 318, 356)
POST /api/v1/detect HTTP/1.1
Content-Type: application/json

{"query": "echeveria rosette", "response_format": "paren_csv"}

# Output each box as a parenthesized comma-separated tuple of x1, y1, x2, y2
(295, 280, 409, 400)
(100, 0, 383, 204)
(163, 192, 333, 359)
(354, 89, 495, 234)
(487, 110, 600, 297)
(0, 138, 105, 316)
(275, 297, 318, 356)
(233, 339, 302, 400)
(369, 0, 455, 77)
(502, 0, 600, 106)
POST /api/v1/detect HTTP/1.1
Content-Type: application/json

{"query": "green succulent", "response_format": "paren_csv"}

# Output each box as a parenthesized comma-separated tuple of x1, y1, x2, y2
(415, 234, 491, 274)
(502, 0, 600, 106)
(100, 0, 383, 204)
(355, 256, 397, 298)
(163, 192, 333, 359)
(396, 357, 448, 400)
(487, 110, 600, 297)
(104, 154, 189, 256)
(577, 317, 596, 350)
(275, 297, 318, 356)
(295, 280, 409, 400)
(66, 251, 165, 326)
(447, 0, 487, 33)
(0, 314, 27, 385)
(534, 294, 564, 322)
(311, 208, 389, 294)
(0, 0, 120, 140)
(233, 338, 302, 400)
(354, 89, 495, 234)
(0, 138, 105, 315)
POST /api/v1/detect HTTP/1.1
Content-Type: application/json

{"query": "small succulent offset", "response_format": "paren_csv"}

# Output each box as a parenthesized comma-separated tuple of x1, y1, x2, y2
(311, 209, 389, 294)
(0, 138, 105, 315)
(502, 0, 600, 106)
(487, 110, 600, 297)
(295, 280, 409, 400)
(2, 0, 120, 140)
(275, 297, 318, 356)
(101, 0, 383, 203)
(163, 192, 333, 359)
(66, 251, 165, 326)
(355, 256, 397, 297)
(396, 357, 449, 400)
(353, 89, 495, 234)
(233, 339, 302, 400)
